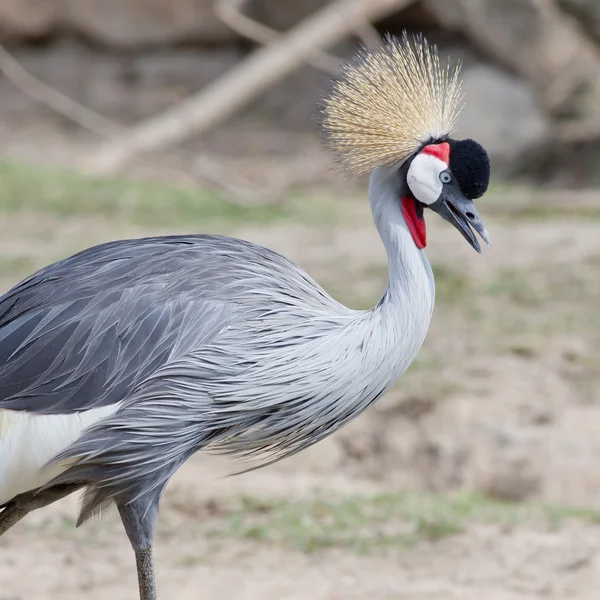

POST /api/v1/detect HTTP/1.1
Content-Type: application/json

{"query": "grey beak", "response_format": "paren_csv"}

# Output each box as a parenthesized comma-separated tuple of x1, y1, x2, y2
(429, 186, 490, 253)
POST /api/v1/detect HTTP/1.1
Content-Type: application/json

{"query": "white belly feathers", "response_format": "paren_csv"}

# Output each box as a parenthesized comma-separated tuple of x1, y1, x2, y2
(0, 405, 120, 506)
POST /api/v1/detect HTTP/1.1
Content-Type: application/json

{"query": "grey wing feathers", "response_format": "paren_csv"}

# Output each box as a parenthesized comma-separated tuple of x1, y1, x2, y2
(0, 233, 357, 521)
(0, 234, 327, 414)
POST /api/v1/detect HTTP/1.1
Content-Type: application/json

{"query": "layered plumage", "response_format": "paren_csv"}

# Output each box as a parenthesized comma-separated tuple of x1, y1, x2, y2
(0, 234, 432, 522)
(0, 32, 490, 600)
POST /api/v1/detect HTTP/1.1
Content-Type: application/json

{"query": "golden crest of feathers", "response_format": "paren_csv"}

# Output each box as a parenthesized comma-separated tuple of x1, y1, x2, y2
(318, 33, 464, 176)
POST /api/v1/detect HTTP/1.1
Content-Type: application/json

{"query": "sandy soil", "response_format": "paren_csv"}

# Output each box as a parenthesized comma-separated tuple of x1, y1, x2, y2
(3, 461, 600, 600)
(1, 127, 600, 598)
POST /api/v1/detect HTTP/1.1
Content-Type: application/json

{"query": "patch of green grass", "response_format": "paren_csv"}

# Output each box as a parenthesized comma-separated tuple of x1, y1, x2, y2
(432, 264, 470, 305)
(199, 491, 600, 555)
(475, 259, 600, 340)
(12, 491, 600, 555)
(485, 268, 544, 307)
(58, 515, 77, 531)
(0, 161, 340, 229)
(176, 554, 207, 567)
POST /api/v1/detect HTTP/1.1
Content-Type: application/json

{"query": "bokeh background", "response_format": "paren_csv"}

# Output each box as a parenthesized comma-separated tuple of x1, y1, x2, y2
(1, 1, 600, 599)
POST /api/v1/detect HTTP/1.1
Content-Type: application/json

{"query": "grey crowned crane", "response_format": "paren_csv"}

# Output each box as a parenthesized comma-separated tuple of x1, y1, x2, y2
(0, 34, 490, 600)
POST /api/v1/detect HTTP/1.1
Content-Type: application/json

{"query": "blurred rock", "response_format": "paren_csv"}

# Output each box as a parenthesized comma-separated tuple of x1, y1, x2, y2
(0, 0, 596, 182)
(251, 0, 327, 31)
(427, 0, 600, 116)
(4, 41, 241, 124)
(65, 0, 235, 48)
(559, 0, 600, 45)
(126, 48, 242, 119)
(0, 0, 58, 38)
(455, 65, 551, 176)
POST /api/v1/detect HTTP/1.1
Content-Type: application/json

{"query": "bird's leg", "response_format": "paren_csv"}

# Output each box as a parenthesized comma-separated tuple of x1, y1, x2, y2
(118, 495, 160, 600)
(0, 504, 28, 535)
(0, 484, 80, 536)
(135, 545, 156, 600)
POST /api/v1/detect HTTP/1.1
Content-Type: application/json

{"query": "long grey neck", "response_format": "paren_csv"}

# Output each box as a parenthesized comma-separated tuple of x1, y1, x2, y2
(368, 166, 435, 313)
(302, 165, 438, 416)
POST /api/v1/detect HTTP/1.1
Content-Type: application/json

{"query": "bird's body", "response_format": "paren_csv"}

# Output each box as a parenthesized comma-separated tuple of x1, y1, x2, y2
(0, 34, 491, 600)
(0, 184, 434, 513)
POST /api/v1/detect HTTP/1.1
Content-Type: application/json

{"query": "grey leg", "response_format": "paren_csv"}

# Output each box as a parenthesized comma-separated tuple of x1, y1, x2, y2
(0, 505, 28, 535)
(135, 546, 157, 600)
(0, 484, 80, 536)
(118, 494, 160, 600)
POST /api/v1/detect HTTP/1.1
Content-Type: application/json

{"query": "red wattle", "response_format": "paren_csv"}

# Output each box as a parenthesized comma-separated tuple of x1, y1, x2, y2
(401, 196, 427, 249)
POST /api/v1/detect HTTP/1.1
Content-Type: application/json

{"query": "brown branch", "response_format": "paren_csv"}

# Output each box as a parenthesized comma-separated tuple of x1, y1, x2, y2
(0, 44, 285, 205)
(351, 13, 383, 48)
(217, 0, 382, 71)
(426, 0, 600, 115)
(0, 45, 124, 140)
(82, 0, 414, 176)
(216, 0, 341, 73)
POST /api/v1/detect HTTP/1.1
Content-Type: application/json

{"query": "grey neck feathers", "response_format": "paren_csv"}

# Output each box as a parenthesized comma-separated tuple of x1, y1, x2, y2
(327, 165, 437, 396)
(368, 165, 435, 313)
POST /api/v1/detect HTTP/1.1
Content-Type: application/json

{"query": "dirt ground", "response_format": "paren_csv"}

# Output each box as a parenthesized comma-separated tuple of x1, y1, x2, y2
(1, 123, 600, 599)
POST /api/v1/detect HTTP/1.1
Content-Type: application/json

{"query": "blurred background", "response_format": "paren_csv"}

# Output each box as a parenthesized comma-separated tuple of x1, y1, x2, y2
(1, 1, 600, 599)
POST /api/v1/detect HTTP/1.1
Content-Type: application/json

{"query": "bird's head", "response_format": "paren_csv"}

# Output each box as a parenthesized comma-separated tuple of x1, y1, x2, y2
(318, 33, 491, 253)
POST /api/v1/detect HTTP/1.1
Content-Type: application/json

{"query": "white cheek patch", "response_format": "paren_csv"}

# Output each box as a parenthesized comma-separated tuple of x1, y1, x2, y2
(406, 153, 446, 205)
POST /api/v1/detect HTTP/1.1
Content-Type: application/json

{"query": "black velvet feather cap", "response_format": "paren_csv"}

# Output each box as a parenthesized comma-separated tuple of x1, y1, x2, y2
(448, 138, 490, 200)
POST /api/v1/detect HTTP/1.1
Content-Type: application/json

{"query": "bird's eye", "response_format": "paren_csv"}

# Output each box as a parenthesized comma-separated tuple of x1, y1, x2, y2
(440, 171, 452, 184)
